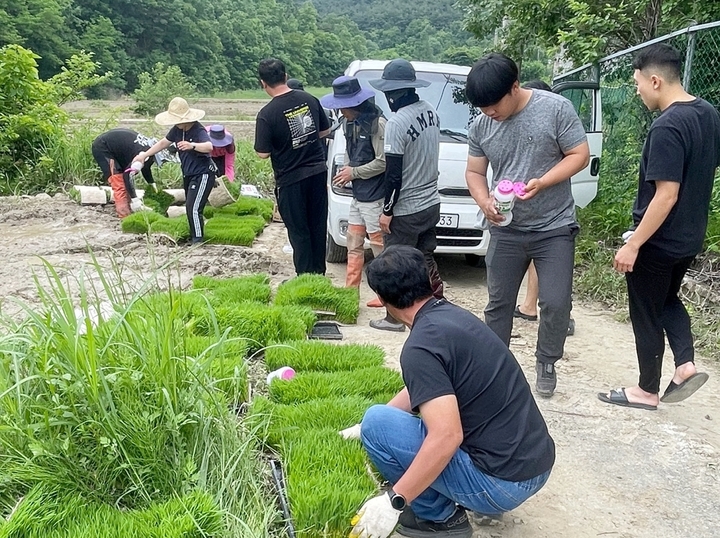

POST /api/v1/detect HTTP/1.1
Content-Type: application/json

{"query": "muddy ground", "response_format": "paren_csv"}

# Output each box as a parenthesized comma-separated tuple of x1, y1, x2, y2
(1, 194, 718, 538)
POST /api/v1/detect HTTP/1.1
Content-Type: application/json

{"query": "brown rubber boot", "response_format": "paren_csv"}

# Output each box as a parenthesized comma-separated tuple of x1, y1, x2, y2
(108, 173, 131, 218)
(345, 225, 366, 288)
(426, 254, 444, 299)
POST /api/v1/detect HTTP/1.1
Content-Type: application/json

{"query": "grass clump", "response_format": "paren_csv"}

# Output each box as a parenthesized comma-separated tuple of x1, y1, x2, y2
(204, 215, 267, 246)
(149, 215, 191, 240)
(269, 367, 403, 405)
(196, 303, 316, 353)
(0, 487, 223, 538)
(120, 211, 161, 233)
(275, 274, 359, 324)
(141, 188, 176, 215)
(192, 274, 272, 306)
(204, 196, 274, 222)
(265, 340, 384, 372)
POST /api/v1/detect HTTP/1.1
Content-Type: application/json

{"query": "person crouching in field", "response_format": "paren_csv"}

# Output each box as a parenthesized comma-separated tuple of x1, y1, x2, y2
(134, 97, 216, 244)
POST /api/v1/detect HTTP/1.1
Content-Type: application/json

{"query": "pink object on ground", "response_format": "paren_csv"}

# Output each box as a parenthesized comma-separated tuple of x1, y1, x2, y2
(266, 366, 296, 384)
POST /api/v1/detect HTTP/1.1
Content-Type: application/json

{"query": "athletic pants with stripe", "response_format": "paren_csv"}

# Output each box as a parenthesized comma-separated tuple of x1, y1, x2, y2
(184, 173, 214, 241)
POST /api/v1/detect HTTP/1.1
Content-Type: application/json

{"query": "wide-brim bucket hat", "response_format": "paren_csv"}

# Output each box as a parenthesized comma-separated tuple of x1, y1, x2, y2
(208, 124, 234, 146)
(320, 76, 375, 109)
(369, 59, 430, 92)
(155, 97, 205, 126)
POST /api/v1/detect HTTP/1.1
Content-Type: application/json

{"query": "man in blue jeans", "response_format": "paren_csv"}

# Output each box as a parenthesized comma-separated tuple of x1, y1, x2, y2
(347, 245, 555, 538)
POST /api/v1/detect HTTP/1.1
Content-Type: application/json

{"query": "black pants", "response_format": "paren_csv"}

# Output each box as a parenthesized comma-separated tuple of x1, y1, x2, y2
(91, 140, 137, 198)
(384, 203, 443, 298)
(276, 172, 328, 275)
(626, 245, 695, 394)
(184, 173, 214, 241)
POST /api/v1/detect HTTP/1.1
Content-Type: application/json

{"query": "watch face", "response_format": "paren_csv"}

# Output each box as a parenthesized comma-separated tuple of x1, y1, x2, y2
(390, 493, 406, 510)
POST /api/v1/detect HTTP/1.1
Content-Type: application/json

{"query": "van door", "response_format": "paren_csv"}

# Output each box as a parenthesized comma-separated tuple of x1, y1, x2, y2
(552, 81, 602, 208)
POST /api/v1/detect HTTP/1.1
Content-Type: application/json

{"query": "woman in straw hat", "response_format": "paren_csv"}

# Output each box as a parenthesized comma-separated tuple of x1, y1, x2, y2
(134, 97, 216, 244)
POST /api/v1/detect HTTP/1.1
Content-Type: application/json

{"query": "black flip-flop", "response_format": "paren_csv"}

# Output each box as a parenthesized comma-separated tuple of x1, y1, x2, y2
(597, 388, 657, 410)
(660, 372, 709, 403)
(513, 305, 538, 321)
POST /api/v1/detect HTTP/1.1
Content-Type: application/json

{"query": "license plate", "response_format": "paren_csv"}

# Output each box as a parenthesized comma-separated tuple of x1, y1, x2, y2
(437, 214, 459, 228)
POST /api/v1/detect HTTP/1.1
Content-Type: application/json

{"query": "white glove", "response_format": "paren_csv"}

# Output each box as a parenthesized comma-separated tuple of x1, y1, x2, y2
(130, 198, 151, 212)
(339, 423, 362, 440)
(349, 494, 401, 538)
(621, 230, 635, 243)
(152, 183, 159, 193)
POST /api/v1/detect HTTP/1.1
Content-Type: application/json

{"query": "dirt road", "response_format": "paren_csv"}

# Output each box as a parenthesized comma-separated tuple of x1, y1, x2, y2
(1, 196, 718, 538)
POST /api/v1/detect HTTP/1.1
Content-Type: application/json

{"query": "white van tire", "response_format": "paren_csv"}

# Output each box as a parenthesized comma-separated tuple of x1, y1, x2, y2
(326, 233, 348, 263)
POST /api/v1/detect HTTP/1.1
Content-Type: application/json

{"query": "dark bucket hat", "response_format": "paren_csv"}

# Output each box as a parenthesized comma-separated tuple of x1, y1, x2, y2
(208, 124, 234, 147)
(320, 76, 376, 109)
(369, 59, 430, 92)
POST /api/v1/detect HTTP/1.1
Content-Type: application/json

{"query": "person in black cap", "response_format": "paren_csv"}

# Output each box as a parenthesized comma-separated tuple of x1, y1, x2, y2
(366, 59, 443, 332)
(287, 78, 304, 91)
(255, 58, 331, 275)
(321, 76, 387, 289)
(207, 124, 236, 181)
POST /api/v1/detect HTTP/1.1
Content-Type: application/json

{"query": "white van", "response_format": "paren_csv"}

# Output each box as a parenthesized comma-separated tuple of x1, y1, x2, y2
(324, 60, 602, 264)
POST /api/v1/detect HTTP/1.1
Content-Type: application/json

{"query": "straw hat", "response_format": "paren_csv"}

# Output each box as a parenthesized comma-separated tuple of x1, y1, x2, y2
(154, 97, 205, 126)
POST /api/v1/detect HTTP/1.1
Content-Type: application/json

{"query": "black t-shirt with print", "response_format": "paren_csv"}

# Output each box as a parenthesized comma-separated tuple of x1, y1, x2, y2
(93, 128, 156, 183)
(166, 122, 214, 177)
(254, 90, 330, 187)
(402, 298, 555, 482)
(633, 98, 720, 258)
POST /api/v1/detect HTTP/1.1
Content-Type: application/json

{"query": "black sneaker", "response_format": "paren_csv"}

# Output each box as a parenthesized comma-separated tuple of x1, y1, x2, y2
(397, 506, 473, 538)
(567, 317, 576, 336)
(536, 361, 557, 397)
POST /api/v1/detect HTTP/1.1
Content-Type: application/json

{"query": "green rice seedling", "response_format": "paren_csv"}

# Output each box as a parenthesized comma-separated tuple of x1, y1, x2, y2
(265, 340, 384, 372)
(195, 304, 316, 353)
(274, 275, 359, 324)
(285, 429, 377, 538)
(268, 367, 404, 405)
(141, 188, 176, 215)
(179, 334, 249, 403)
(203, 196, 274, 222)
(120, 211, 161, 234)
(192, 274, 272, 305)
(247, 396, 372, 448)
(204, 215, 266, 246)
(0, 485, 223, 538)
(149, 215, 191, 241)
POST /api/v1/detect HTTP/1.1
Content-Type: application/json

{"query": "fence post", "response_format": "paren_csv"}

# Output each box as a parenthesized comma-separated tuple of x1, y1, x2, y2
(683, 30, 696, 91)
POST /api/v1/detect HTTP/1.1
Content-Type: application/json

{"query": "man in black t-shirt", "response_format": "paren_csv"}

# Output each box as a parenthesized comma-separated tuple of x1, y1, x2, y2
(599, 45, 720, 411)
(347, 246, 554, 538)
(254, 58, 331, 275)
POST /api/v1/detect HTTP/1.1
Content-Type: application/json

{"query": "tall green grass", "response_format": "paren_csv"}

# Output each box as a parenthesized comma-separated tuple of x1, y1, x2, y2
(0, 256, 277, 537)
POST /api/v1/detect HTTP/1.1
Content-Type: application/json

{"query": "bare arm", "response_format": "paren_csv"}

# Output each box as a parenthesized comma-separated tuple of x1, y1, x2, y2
(386, 387, 412, 413)
(390, 395, 463, 503)
(133, 138, 172, 164)
(256, 152, 271, 159)
(614, 180, 680, 272)
(466, 155, 503, 224)
(520, 141, 590, 200)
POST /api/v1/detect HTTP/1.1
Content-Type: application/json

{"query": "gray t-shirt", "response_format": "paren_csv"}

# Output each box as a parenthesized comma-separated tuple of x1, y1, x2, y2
(468, 90, 587, 231)
(384, 99, 441, 216)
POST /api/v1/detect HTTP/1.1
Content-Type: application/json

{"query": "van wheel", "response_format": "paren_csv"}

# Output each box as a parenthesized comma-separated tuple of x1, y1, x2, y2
(326, 233, 347, 263)
(465, 254, 485, 267)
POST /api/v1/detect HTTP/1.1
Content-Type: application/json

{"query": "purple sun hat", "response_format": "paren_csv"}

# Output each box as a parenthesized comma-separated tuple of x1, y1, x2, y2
(208, 124, 234, 147)
(320, 76, 375, 109)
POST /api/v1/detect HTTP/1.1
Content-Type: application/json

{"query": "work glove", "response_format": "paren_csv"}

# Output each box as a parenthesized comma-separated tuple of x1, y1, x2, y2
(130, 198, 152, 212)
(349, 493, 401, 538)
(339, 423, 362, 440)
(152, 183, 159, 193)
(621, 230, 634, 243)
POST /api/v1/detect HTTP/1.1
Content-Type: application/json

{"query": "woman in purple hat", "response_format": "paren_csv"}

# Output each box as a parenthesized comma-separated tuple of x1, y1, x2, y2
(207, 124, 236, 181)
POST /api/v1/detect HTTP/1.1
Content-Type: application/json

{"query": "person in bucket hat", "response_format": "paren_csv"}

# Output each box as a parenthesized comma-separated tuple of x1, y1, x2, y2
(365, 59, 444, 332)
(91, 128, 171, 218)
(255, 58, 331, 276)
(133, 97, 216, 244)
(206, 124, 236, 181)
(321, 76, 387, 290)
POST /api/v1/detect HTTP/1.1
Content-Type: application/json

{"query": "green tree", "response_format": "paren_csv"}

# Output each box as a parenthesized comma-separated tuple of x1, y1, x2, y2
(131, 63, 196, 116)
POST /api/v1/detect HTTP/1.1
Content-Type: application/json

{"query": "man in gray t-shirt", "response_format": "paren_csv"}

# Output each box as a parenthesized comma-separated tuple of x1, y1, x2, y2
(367, 59, 443, 332)
(465, 53, 589, 397)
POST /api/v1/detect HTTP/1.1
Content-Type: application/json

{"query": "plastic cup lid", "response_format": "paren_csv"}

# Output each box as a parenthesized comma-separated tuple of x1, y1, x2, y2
(513, 182, 527, 197)
(496, 179, 515, 194)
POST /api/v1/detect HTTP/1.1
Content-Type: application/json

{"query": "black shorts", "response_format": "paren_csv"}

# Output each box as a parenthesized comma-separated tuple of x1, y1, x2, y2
(384, 203, 440, 255)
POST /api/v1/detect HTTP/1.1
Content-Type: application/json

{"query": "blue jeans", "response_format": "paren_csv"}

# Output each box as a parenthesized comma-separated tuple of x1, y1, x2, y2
(361, 405, 551, 522)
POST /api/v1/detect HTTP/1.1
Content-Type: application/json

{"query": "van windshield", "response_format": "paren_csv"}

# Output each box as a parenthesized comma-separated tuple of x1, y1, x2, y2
(352, 70, 474, 139)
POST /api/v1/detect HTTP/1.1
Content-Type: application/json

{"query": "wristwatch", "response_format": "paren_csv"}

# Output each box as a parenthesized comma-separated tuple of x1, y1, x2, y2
(191, 142, 196, 150)
(387, 489, 407, 511)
